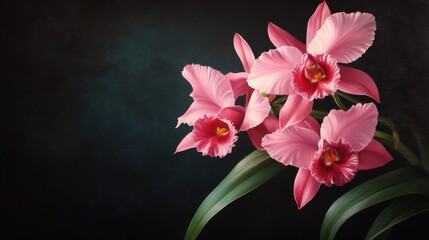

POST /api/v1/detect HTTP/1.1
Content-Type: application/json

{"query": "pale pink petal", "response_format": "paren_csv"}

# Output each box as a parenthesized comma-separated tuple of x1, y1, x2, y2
(262, 126, 319, 168)
(225, 72, 250, 99)
(247, 46, 303, 95)
(307, 12, 376, 63)
(306, 1, 331, 45)
(233, 33, 255, 73)
(240, 91, 271, 131)
(247, 113, 279, 150)
(295, 116, 320, 134)
(338, 66, 380, 102)
(268, 22, 306, 52)
(217, 106, 245, 131)
(175, 132, 195, 153)
(358, 139, 393, 170)
(177, 100, 220, 127)
(294, 168, 321, 209)
(291, 53, 340, 100)
(193, 116, 238, 158)
(279, 94, 313, 129)
(320, 103, 378, 152)
(182, 64, 235, 107)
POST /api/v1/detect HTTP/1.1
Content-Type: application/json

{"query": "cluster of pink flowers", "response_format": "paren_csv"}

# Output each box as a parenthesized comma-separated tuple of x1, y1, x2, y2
(175, 1, 393, 209)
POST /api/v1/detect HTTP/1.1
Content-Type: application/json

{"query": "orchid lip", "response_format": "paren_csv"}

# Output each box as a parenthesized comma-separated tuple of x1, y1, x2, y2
(322, 146, 340, 166)
(304, 54, 326, 83)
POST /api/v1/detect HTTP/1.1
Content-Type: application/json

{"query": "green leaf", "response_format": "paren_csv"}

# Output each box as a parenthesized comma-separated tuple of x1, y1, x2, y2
(402, 115, 429, 172)
(366, 195, 429, 240)
(374, 131, 420, 166)
(320, 166, 429, 240)
(184, 150, 285, 240)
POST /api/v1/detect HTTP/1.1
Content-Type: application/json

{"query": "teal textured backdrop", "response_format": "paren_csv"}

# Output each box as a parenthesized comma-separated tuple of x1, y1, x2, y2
(2, 0, 429, 239)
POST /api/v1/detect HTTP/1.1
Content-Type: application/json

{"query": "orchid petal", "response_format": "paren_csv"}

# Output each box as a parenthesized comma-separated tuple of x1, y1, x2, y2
(338, 66, 380, 102)
(247, 113, 279, 150)
(358, 139, 393, 170)
(268, 22, 306, 52)
(306, 1, 331, 45)
(233, 33, 255, 73)
(295, 116, 321, 134)
(294, 168, 321, 209)
(240, 91, 271, 131)
(262, 126, 319, 168)
(182, 64, 235, 107)
(177, 100, 220, 127)
(175, 132, 195, 153)
(217, 106, 245, 131)
(177, 64, 235, 127)
(307, 12, 376, 63)
(291, 53, 340, 100)
(193, 116, 238, 158)
(279, 94, 313, 129)
(226, 72, 250, 99)
(320, 103, 378, 152)
(248, 46, 303, 95)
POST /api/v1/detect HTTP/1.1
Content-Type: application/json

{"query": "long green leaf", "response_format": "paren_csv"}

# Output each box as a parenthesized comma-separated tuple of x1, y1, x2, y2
(366, 195, 429, 240)
(185, 150, 285, 240)
(402, 115, 429, 172)
(320, 166, 429, 240)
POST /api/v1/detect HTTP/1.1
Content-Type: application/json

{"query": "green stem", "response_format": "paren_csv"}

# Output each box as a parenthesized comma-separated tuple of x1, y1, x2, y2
(311, 110, 328, 120)
(374, 130, 420, 166)
(332, 93, 347, 110)
(378, 116, 400, 148)
(336, 91, 359, 104)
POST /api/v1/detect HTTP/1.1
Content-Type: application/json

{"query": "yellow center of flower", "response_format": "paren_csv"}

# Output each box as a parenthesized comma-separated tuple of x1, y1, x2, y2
(306, 64, 326, 83)
(322, 146, 340, 166)
(216, 127, 229, 136)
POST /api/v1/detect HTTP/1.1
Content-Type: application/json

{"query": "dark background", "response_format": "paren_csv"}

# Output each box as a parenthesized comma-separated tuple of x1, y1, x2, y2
(2, 0, 429, 239)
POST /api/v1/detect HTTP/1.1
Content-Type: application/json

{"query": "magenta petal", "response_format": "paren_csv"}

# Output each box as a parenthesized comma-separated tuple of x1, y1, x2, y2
(240, 91, 271, 131)
(291, 53, 340, 100)
(279, 94, 313, 129)
(247, 113, 279, 150)
(307, 12, 376, 63)
(262, 126, 319, 168)
(338, 66, 380, 102)
(306, 1, 331, 45)
(294, 168, 321, 209)
(248, 46, 303, 95)
(175, 132, 195, 153)
(193, 116, 238, 158)
(268, 22, 306, 52)
(358, 139, 393, 170)
(233, 33, 255, 73)
(321, 103, 378, 152)
(226, 72, 250, 99)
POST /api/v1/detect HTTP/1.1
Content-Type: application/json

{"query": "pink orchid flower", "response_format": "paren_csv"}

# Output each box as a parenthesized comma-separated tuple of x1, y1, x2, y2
(247, 1, 379, 128)
(262, 103, 393, 209)
(175, 61, 272, 157)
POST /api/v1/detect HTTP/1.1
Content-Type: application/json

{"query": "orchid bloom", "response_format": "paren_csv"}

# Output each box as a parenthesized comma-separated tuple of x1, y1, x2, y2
(262, 103, 393, 209)
(247, 1, 379, 128)
(175, 61, 271, 157)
